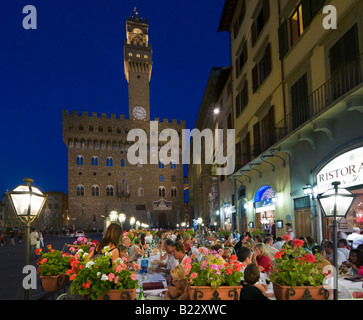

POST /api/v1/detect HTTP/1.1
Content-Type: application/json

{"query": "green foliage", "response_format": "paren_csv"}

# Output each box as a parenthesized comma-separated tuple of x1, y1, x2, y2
(36, 246, 71, 276)
(269, 241, 327, 287)
(70, 246, 139, 300)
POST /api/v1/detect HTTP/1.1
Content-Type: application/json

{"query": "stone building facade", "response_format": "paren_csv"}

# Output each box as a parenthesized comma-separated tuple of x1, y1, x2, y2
(62, 11, 185, 230)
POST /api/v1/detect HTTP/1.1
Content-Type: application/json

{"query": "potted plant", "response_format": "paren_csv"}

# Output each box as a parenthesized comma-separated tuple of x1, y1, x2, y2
(269, 238, 330, 300)
(183, 247, 243, 300)
(36, 245, 72, 291)
(69, 246, 139, 300)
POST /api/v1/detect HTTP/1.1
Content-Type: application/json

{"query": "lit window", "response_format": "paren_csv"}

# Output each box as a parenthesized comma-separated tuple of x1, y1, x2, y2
(171, 187, 177, 197)
(106, 157, 113, 167)
(76, 185, 85, 196)
(290, 4, 304, 46)
(76, 156, 84, 166)
(106, 186, 114, 197)
(159, 175, 164, 182)
(92, 185, 100, 196)
(158, 187, 166, 197)
(170, 161, 176, 169)
(158, 161, 165, 169)
(121, 159, 126, 167)
(91, 156, 99, 166)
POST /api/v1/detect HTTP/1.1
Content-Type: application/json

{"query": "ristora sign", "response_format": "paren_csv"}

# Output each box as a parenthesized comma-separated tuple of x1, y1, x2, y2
(317, 147, 363, 193)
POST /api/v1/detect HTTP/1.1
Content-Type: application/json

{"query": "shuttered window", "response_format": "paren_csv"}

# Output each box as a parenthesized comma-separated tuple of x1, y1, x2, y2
(291, 73, 309, 130)
(251, 0, 270, 47)
(252, 43, 272, 92)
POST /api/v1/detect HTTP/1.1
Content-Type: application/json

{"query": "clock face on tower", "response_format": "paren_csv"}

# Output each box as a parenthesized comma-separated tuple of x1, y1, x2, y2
(132, 106, 147, 120)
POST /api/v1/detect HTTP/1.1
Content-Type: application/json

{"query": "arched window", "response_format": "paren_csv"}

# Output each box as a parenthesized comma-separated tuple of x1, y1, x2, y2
(91, 156, 99, 166)
(92, 185, 100, 196)
(76, 155, 84, 166)
(158, 187, 166, 197)
(171, 175, 176, 182)
(137, 187, 144, 197)
(106, 157, 113, 167)
(121, 158, 126, 167)
(159, 175, 164, 182)
(171, 187, 177, 197)
(108, 126, 112, 133)
(158, 160, 165, 169)
(170, 161, 176, 169)
(76, 185, 85, 196)
(106, 186, 114, 196)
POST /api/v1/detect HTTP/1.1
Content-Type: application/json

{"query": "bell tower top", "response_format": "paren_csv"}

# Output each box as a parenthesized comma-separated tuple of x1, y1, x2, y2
(124, 8, 153, 121)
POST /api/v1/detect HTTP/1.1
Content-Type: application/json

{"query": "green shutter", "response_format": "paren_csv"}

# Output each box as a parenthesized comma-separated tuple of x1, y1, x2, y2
(311, 0, 325, 17)
(278, 20, 289, 59)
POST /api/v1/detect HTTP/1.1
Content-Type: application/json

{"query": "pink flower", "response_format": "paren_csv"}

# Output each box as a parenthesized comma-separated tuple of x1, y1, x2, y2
(190, 272, 198, 279)
(114, 276, 119, 284)
(130, 274, 137, 281)
(183, 257, 191, 264)
(108, 273, 115, 281)
(134, 263, 140, 270)
(116, 265, 122, 273)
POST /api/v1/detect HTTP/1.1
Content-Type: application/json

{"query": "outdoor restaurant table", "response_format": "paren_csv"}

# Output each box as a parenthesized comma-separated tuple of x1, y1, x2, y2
(338, 276, 363, 299)
(135, 249, 169, 300)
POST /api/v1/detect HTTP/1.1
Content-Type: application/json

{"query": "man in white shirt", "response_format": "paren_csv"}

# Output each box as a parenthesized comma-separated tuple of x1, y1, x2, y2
(347, 227, 363, 249)
(29, 228, 39, 258)
(337, 238, 350, 261)
(285, 223, 296, 240)
(264, 236, 278, 261)
(273, 237, 284, 251)
(145, 230, 153, 245)
(324, 240, 347, 266)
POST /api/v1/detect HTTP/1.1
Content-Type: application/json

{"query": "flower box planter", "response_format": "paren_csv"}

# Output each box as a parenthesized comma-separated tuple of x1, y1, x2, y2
(189, 286, 242, 300)
(272, 282, 330, 300)
(98, 288, 136, 300)
(40, 274, 67, 292)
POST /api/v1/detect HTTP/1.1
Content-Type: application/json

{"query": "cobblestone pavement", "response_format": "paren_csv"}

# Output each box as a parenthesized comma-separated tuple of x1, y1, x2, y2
(0, 234, 102, 300)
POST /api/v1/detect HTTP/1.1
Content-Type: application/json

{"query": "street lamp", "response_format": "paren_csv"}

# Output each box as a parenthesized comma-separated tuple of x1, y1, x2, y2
(118, 211, 126, 227)
(109, 210, 118, 222)
(6, 178, 47, 300)
(317, 181, 355, 300)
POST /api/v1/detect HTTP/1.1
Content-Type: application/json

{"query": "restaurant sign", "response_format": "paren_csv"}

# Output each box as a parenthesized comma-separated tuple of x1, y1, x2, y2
(316, 146, 363, 193)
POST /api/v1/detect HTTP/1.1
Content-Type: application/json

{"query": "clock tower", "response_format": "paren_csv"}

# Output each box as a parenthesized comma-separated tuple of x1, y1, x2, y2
(124, 8, 152, 121)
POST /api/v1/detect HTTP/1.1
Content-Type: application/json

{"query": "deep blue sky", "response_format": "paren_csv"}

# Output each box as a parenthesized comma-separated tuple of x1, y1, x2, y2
(0, 0, 230, 196)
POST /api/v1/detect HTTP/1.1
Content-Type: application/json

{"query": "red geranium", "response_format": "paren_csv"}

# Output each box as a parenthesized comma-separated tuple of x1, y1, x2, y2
(292, 239, 304, 247)
(282, 235, 291, 241)
(301, 253, 316, 263)
(274, 251, 285, 259)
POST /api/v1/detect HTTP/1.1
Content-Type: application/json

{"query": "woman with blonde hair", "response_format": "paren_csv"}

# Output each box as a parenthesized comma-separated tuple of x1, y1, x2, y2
(164, 264, 189, 300)
(253, 243, 273, 274)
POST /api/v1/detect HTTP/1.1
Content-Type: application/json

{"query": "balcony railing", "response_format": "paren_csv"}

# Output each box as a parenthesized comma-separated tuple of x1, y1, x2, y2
(275, 54, 362, 141)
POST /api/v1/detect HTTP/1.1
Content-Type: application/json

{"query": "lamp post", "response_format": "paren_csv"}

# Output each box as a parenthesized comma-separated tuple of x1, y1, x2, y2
(197, 217, 203, 245)
(6, 178, 47, 300)
(130, 217, 136, 229)
(317, 181, 355, 300)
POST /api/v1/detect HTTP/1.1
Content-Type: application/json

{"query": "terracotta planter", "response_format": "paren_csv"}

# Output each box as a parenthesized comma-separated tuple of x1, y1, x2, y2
(272, 282, 330, 300)
(189, 286, 242, 300)
(40, 274, 67, 292)
(99, 288, 136, 300)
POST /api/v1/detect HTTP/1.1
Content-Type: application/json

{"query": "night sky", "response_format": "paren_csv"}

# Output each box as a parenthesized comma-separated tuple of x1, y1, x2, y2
(0, 0, 230, 195)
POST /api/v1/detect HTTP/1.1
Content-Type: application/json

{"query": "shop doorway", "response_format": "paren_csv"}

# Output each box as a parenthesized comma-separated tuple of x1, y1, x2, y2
(294, 209, 312, 238)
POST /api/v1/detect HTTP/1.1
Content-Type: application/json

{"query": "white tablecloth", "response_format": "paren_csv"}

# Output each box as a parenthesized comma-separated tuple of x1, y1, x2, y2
(338, 277, 363, 299)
